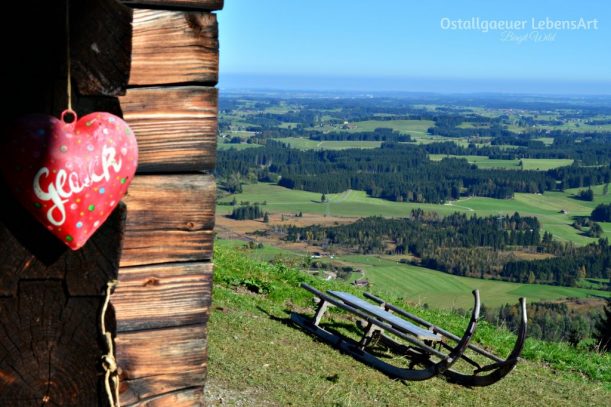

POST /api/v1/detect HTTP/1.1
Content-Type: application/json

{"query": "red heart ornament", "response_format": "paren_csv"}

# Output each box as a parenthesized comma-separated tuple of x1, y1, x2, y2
(1, 110, 138, 250)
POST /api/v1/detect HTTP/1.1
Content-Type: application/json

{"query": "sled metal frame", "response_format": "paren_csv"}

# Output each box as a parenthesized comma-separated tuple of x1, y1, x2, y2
(292, 283, 527, 386)
(291, 283, 480, 381)
(362, 292, 528, 386)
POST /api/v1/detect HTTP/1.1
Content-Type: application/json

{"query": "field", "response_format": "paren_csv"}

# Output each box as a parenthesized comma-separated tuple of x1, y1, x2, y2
(338, 255, 610, 309)
(312, 119, 434, 134)
(274, 137, 382, 150)
(429, 154, 573, 171)
(215, 239, 610, 310)
(521, 158, 575, 170)
(429, 154, 519, 169)
(206, 246, 611, 406)
(428, 155, 573, 170)
(217, 142, 263, 150)
(218, 183, 611, 244)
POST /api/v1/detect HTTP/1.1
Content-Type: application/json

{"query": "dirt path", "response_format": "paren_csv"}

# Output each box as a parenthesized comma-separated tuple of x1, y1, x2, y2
(444, 196, 475, 212)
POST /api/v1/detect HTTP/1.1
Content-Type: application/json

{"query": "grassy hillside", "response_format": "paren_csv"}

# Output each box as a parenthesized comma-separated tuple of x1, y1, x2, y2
(339, 255, 610, 309)
(217, 183, 611, 244)
(215, 240, 610, 309)
(206, 246, 611, 406)
(429, 155, 573, 171)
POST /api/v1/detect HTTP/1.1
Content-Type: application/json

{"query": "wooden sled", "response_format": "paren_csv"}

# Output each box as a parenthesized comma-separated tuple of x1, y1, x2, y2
(291, 283, 480, 381)
(361, 292, 528, 387)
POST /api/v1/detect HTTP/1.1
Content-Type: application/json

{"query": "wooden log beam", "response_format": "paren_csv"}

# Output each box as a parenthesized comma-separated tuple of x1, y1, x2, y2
(121, 174, 215, 267)
(130, 10, 218, 86)
(122, 86, 217, 172)
(77, 86, 217, 172)
(71, 0, 133, 96)
(119, 371, 204, 405)
(116, 324, 207, 377)
(0, 197, 125, 405)
(0, 282, 107, 406)
(114, 262, 212, 331)
(121, 0, 224, 11)
(0, 199, 126, 297)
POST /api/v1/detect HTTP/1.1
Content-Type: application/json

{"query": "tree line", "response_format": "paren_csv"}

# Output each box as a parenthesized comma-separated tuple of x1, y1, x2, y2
(309, 128, 411, 142)
(229, 204, 267, 221)
(591, 203, 611, 222)
(489, 300, 608, 348)
(218, 141, 611, 203)
(280, 210, 610, 288)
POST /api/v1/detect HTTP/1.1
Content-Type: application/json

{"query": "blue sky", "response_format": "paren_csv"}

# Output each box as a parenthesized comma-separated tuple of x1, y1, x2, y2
(218, 0, 611, 94)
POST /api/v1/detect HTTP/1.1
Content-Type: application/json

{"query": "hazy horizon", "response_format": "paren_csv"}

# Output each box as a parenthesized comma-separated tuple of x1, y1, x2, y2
(220, 73, 611, 96)
(219, 1, 610, 96)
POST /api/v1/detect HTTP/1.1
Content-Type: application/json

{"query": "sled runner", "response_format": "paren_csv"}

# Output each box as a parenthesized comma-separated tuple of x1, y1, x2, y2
(292, 283, 527, 386)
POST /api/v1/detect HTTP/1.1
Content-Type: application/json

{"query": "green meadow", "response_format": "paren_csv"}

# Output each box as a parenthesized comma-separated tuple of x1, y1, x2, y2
(208, 246, 611, 406)
(428, 155, 573, 170)
(337, 255, 610, 309)
(215, 240, 611, 310)
(312, 119, 434, 134)
(274, 137, 382, 150)
(218, 183, 611, 245)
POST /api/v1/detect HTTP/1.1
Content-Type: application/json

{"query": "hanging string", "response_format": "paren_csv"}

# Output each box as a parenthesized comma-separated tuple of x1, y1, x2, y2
(65, 0, 73, 112)
(100, 280, 120, 407)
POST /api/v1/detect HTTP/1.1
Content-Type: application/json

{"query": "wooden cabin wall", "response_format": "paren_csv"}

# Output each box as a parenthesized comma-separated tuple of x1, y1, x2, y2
(0, 1, 132, 405)
(113, 1, 223, 405)
(0, 0, 221, 404)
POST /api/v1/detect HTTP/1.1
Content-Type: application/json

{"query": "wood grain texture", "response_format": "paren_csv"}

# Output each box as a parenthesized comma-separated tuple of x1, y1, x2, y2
(121, 0, 223, 11)
(119, 372, 204, 406)
(116, 324, 207, 379)
(71, 0, 133, 96)
(121, 174, 215, 267)
(0, 199, 126, 297)
(114, 262, 212, 332)
(130, 10, 218, 86)
(120, 86, 217, 172)
(0, 282, 108, 406)
(126, 387, 204, 407)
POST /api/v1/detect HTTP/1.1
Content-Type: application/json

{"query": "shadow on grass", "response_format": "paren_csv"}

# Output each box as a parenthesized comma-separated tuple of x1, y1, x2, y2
(255, 306, 418, 385)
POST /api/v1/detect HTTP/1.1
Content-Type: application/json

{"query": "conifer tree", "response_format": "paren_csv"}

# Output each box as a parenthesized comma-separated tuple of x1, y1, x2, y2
(595, 299, 611, 352)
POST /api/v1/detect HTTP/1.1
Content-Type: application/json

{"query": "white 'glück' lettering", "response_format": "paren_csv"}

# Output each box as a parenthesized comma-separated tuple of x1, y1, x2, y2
(32, 145, 123, 226)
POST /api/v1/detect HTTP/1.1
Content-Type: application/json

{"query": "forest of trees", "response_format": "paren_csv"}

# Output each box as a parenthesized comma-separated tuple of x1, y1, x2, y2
(218, 141, 611, 203)
(280, 210, 610, 287)
(591, 203, 611, 222)
(500, 239, 610, 286)
(284, 211, 541, 254)
(229, 204, 265, 220)
(422, 140, 611, 166)
(577, 188, 594, 201)
(219, 96, 611, 348)
(309, 128, 412, 142)
(489, 301, 605, 346)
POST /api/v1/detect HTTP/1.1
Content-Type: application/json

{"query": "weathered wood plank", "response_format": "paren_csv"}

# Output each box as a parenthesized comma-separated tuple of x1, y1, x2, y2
(114, 262, 212, 331)
(116, 325, 207, 378)
(122, 230, 214, 267)
(76, 86, 217, 172)
(130, 10, 218, 86)
(121, 0, 223, 11)
(0, 282, 107, 406)
(120, 87, 217, 172)
(119, 371, 204, 405)
(127, 387, 204, 407)
(72, 0, 133, 96)
(0, 195, 126, 297)
(121, 174, 215, 267)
